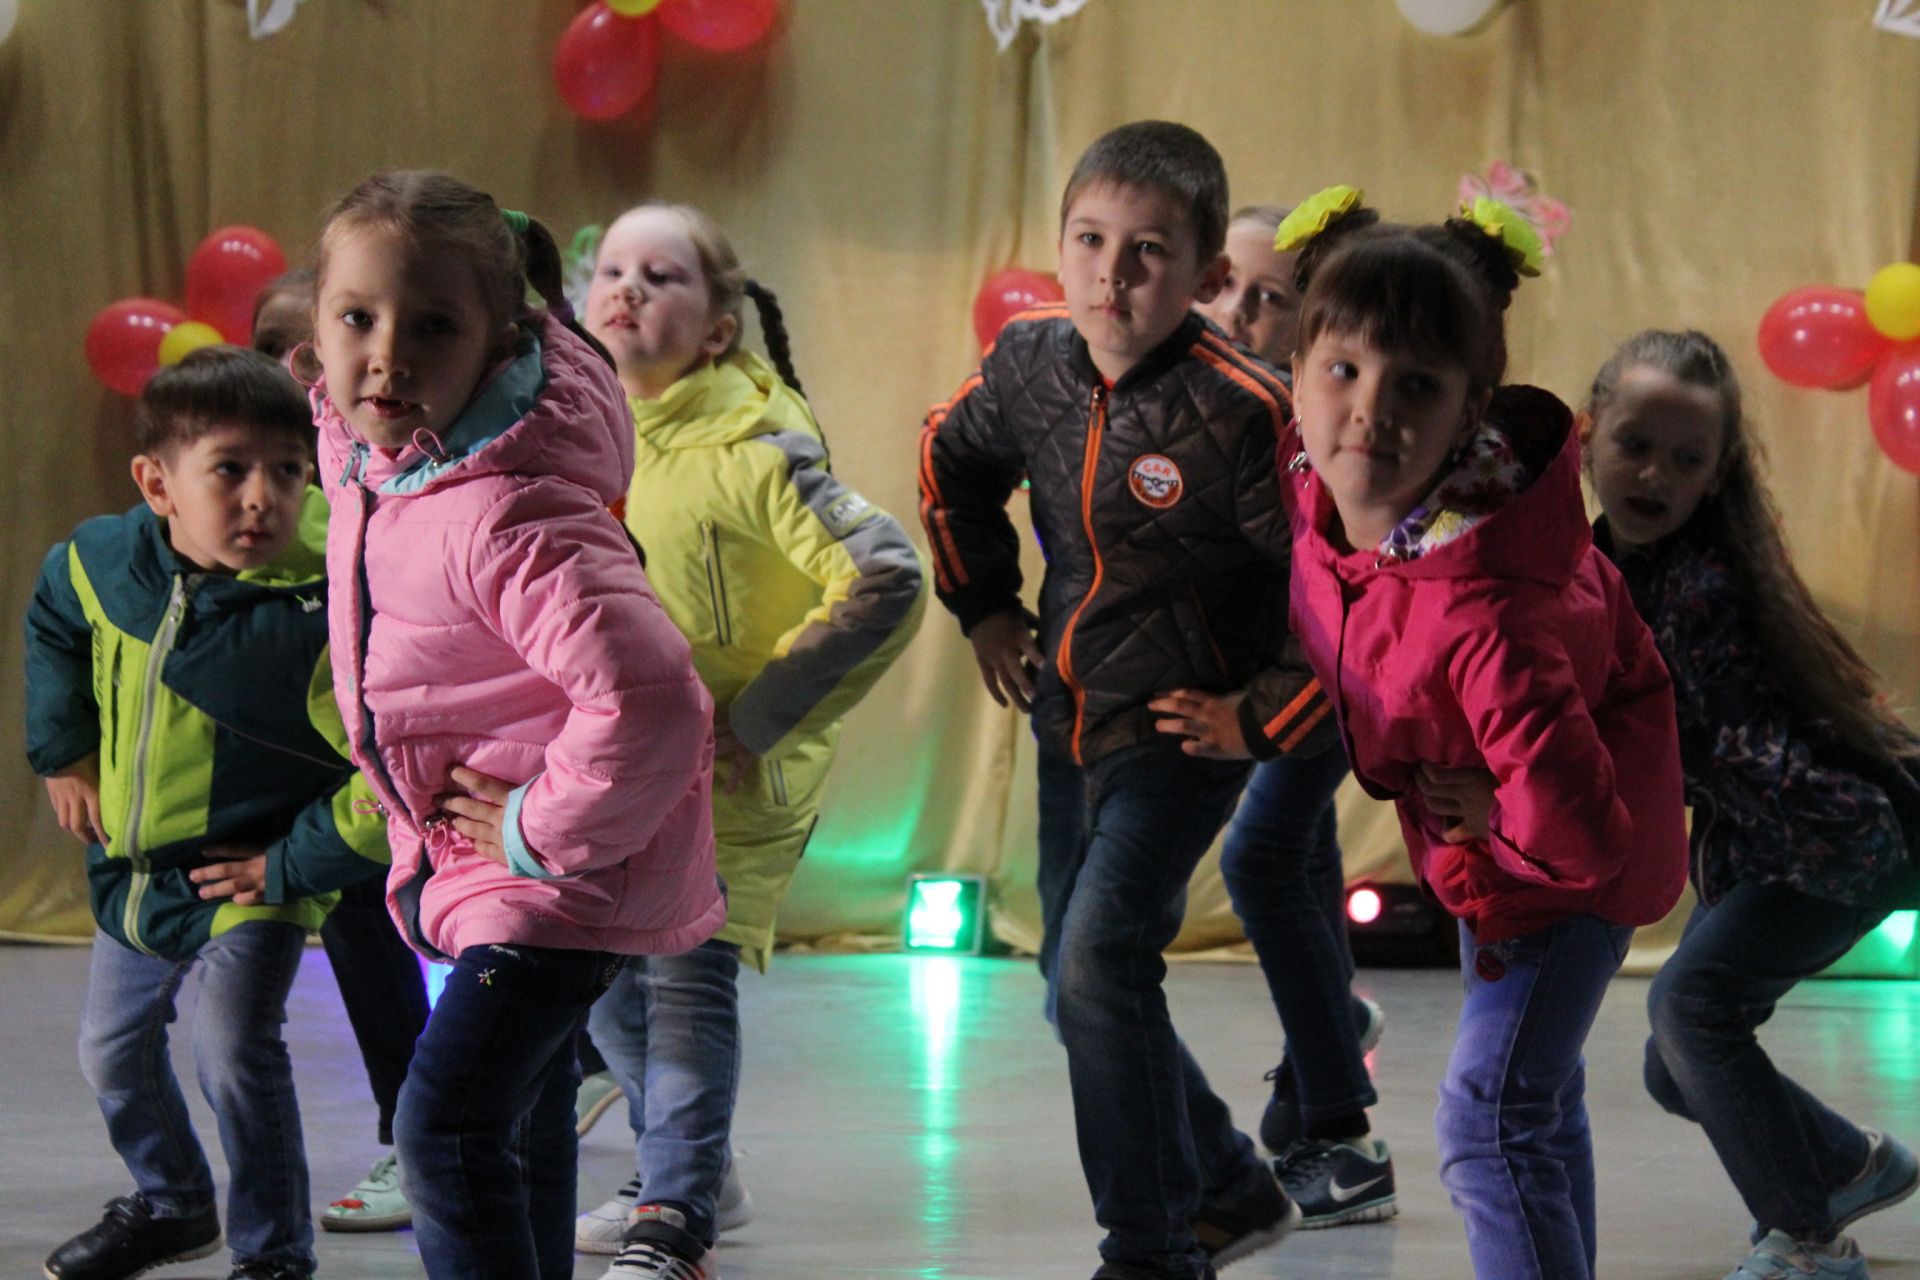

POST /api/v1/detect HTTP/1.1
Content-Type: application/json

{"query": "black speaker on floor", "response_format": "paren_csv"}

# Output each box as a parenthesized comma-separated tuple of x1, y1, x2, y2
(1345, 881, 1458, 967)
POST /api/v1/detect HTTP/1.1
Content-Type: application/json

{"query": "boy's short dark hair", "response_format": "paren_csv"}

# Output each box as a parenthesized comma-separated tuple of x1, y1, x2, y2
(1059, 121, 1230, 262)
(134, 345, 314, 459)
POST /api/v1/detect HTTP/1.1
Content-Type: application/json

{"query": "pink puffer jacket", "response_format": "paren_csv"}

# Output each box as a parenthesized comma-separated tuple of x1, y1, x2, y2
(316, 313, 725, 960)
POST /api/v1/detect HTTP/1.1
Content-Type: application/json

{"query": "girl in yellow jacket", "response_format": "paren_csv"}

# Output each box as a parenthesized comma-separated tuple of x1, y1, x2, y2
(575, 203, 926, 1278)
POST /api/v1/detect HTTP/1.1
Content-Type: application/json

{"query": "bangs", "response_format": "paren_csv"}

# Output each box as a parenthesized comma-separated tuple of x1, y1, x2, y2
(1299, 238, 1489, 379)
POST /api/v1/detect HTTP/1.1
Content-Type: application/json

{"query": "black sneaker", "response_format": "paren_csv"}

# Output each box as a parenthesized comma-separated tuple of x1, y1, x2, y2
(1191, 1164, 1301, 1268)
(1273, 1136, 1398, 1228)
(1090, 1261, 1215, 1280)
(44, 1194, 222, 1280)
(226, 1265, 313, 1280)
(1257, 997, 1385, 1153)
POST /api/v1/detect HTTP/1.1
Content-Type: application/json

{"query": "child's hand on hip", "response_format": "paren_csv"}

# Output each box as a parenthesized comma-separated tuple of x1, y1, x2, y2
(190, 847, 269, 904)
(713, 720, 757, 796)
(44, 754, 106, 845)
(968, 611, 1043, 712)
(441, 766, 514, 864)
(1149, 689, 1252, 759)
(1415, 763, 1497, 844)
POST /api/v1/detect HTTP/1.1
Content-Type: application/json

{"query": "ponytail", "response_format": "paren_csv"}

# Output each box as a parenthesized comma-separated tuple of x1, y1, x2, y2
(744, 279, 804, 397)
(1433, 217, 1521, 313)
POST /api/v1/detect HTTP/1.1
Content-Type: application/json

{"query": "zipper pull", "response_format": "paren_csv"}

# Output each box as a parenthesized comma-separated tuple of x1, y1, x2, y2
(339, 442, 369, 487)
(1091, 383, 1108, 409)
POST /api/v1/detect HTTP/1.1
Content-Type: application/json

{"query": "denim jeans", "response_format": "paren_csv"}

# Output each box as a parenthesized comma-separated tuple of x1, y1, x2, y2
(1644, 879, 1888, 1239)
(77, 922, 312, 1273)
(318, 874, 429, 1146)
(1036, 740, 1262, 1278)
(1436, 914, 1632, 1280)
(1219, 748, 1378, 1128)
(587, 938, 744, 1243)
(395, 942, 621, 1280)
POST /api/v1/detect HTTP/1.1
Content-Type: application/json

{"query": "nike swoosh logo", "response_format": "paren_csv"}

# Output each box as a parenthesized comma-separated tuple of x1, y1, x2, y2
(1329, 1175, 1387, 1203)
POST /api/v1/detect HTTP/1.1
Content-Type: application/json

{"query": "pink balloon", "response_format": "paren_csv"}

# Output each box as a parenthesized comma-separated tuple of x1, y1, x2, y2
(1869, 343, 1920, 475)
(185, 226, 288, 343)
(1757, 286, 1888, 391)
(554, 3, 663, 121)
(972, 268, 1065, 349)
(86, 298, 188, 396)
(659, 0, 778, 52)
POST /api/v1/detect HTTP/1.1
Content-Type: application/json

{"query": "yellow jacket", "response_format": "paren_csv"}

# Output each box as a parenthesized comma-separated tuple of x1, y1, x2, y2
(624, 352, 926, 965)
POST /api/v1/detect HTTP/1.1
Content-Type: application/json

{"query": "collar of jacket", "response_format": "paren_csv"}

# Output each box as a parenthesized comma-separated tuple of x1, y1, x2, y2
(1064, 311, 1208, 394)
(133, 485, 329, 598)
(378, 329, 548, 496)
(629, 350, 820, 452)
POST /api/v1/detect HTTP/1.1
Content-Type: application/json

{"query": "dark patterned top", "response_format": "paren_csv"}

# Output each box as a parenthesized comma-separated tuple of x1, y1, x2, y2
(1598, 517, 1918, 906)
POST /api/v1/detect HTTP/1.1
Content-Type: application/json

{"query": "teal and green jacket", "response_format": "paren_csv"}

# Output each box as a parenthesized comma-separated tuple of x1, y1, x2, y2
(23, 488, 389, 959)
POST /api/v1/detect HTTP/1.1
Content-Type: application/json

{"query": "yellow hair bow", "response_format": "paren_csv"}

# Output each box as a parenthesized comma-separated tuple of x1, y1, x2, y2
(1274, 185, 1364, 253)
(1460, 196, 1544, 278)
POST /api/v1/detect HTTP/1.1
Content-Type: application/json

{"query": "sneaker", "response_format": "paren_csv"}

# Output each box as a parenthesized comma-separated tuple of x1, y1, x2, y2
(577, 1070, 625, 1137)
(1832, 1128, 1919, 1233)
(1725, 1231, 1867, 1279)
(577, 1175, 645, 1255)
(600, 1204, 716, 1279)
(1273, 1136, 1397, 1228)
(44, 1194, 222, 1280)
(1090, 1262, 1214, 1280)
(1257, 997, 1385, 1154)
(225, 1266, 313, 1280)
(715, 1158, 754, 1233)
(319, 1151, 409, 1232)
(1192, 1164, 1301, 1268)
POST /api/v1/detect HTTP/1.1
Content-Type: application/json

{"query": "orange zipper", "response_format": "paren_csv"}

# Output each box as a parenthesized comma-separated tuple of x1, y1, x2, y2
(1055, 384, 1108, 765)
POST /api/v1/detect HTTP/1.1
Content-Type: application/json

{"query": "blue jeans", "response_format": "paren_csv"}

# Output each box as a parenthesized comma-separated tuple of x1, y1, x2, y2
(587, 938, 744, 1243)
(1645, 880, 1887, 1239)
(1436, 914, 1632, 1280)
(395, 943, 620, 1280)
(77, 922, 312, 1273)
(1219, 748, 1377, 1127)
(1036, 740, 1262, 1278)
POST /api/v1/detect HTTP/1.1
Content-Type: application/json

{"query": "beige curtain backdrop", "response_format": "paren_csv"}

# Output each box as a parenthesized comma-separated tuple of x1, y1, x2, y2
(2, 2, 1916, 973)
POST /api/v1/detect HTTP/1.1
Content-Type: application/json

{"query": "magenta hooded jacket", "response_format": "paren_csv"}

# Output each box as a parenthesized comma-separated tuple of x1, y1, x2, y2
(1285, 386, 1688, 943)
(316, 313, 725, 960)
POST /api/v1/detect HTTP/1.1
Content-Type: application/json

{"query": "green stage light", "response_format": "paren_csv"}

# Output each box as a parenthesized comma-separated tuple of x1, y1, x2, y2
(904, 874, 986, 954)
(1820, 910, 1919, 980)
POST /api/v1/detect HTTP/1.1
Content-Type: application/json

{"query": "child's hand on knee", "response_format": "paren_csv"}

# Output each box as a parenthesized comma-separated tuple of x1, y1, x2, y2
(441, 765, 514, 864)
(190, 847, 269, 904)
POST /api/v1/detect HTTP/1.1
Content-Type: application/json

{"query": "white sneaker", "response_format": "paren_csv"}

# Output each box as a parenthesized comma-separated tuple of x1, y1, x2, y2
(600, 1204, 716, 1280)
(715, 1157, 754, 1234)
(576, 1175, 643, 1254)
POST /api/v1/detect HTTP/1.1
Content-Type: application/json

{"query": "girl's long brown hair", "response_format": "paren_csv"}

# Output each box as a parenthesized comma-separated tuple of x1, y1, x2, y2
(1588, 329, 1915, 761)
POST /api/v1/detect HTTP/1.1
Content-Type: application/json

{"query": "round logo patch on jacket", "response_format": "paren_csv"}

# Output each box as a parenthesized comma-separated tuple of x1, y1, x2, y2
(1128, 454, 1183, 509)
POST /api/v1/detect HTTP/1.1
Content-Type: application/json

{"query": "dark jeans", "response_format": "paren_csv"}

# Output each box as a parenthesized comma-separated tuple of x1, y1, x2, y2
(1219, 748, 1377, 1127)
(1036, 740, 1262, 1279)
(1437, 914, 1632, 1280)
(394, 943, 621, 1280)
(1644, 879, 1889, 1239)
(319, 875, 430, 1146)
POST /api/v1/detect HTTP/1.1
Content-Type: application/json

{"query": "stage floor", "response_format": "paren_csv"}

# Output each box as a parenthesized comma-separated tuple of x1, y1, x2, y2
(2, 944, 1916, 1279)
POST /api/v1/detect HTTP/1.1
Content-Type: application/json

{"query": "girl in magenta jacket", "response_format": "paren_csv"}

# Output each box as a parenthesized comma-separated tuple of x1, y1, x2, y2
(308, 169, 725, 1280)
(1275, 190, 1688, 1280)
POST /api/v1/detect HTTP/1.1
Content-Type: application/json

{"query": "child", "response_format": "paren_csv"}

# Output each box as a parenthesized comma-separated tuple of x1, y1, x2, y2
(571, 201, 926, 1278)
(307, 169, 726, 1280)
(921, 120, 1336, 1280)
(25, 345, 390, 1280)
(1277, 188, 1689, 1279)
(1585, 329, 1920, 1280)
(1186, 201, 1393, 1226)
(250, 272, 429, 1236)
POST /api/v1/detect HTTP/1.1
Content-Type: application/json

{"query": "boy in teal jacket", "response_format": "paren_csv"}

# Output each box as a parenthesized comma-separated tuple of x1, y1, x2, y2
(24, 346, 388, 1280)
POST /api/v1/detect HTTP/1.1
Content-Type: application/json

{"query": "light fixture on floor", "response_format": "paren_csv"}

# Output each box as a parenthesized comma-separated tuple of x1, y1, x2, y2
(903, 874, 987, 955)
(1345, 880, 1456, 967)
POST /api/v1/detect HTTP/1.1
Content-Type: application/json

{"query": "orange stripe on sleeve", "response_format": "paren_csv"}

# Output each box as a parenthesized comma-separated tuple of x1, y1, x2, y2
(1262, 679, 1324, 740)
(1277, 701, 1331, 754)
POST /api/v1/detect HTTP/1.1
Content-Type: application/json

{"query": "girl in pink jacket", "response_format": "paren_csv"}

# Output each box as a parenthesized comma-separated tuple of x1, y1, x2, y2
(308, 169, 725, 1280)
(1275, 190, 1688, 1280)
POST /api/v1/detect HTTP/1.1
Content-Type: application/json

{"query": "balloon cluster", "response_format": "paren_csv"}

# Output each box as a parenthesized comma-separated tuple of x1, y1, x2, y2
(85, 227, 287, 396)
(970, 269, 1063, 349)
(1758, 263, 1920, 475)
(554, 0, 779, 122)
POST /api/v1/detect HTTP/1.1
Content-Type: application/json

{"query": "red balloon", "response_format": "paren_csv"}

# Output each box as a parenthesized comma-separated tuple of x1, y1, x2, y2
(659, 0, 778, 52)
(972, 269, 1065, 349)
(86, 298, 188, 396)
(1756, 286, 1888, 391)
(554, 4, 662, 121)
(1869, 343, 1920, 475)
(185, 226, 288, 343)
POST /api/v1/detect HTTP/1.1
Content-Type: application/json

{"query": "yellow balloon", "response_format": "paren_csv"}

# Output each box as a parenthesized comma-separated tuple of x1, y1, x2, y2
(607, 0, 663, 14)
(158, 321, 225, 366)
(1865, 262, 1920, 342)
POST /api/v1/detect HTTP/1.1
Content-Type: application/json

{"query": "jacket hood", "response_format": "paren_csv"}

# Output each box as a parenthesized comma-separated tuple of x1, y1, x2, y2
(630, 351, 821, 452)
(315, 312, 634, 506)
(1298, 384, 1586, 588)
